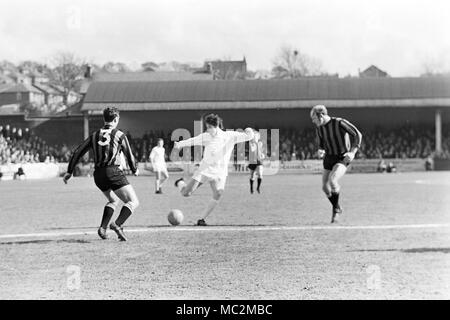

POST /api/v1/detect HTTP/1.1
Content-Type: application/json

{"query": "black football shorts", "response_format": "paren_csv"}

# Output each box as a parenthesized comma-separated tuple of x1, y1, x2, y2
(323, 154, 349, 171)
(248, 160, 262, 171)
(94, 166, 130, 192)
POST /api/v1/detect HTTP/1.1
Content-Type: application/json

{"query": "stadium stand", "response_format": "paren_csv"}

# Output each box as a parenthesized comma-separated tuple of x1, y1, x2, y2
(1, 123, 448, 166)
(0, 124, 71, 164)
(120, 125, 450, 163)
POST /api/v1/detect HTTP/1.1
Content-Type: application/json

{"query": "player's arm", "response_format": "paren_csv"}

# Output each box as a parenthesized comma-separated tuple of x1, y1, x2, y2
(121, 134, 139, 175)
(64, 136, 92, 183)
(316, 128, 325, 159)
(174, 133, 209, 148)
(340, 119, 362, 161)
(228, 128, 254, 144)
(149, 147, 156, 165)
(258, 141, 265, 160)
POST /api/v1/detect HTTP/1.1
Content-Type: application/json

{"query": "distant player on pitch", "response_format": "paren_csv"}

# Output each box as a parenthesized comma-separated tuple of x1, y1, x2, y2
(173, 113, 254, 226)
(248, 129, 265, 194)
(149, 138, 169, 194)
(63, 107, 139, 241)
(310, 105, 362, 223)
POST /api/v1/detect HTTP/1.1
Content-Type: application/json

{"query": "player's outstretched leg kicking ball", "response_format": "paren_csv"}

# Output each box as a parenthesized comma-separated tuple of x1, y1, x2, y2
(63, 107, 140, 241)
(310, 105, 362, 223)
(248, 129, 265, 194)
(173, 113, 254, 226)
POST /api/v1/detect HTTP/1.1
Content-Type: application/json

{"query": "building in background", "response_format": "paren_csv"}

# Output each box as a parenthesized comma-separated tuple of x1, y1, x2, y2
(0, 83, 45, 108)
(193, 58, 247, 80)
(359, 65, 389, 77)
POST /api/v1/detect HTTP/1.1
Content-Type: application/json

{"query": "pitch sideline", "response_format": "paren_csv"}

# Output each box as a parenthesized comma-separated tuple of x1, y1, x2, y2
(0, 223, 449, 240)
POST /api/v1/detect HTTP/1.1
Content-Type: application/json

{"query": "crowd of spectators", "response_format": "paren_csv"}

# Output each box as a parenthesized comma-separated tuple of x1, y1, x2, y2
(1, 123, 449, 166)
(0, 124, 71, 165)
(278, 125, 450, 161)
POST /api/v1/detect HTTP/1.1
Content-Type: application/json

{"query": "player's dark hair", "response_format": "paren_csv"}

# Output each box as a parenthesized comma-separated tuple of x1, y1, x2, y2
(204, 113, 224, 129)
(103, 107, 119, 122)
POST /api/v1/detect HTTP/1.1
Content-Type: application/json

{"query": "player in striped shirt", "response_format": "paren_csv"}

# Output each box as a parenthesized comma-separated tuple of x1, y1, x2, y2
(248, 129, 265, 194)
(63, 107, 140, 241)
(310, 105, 362, 223)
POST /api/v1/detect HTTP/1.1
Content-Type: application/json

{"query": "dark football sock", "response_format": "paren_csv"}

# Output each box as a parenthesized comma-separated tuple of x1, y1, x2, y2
(327, 195, 334, 205)
(250, 179, 254, 192)
(100, 206, 114, 229)
(330, 192, 340, 209)
(115, 205, 132, 227)
(257, 178, 262, 190)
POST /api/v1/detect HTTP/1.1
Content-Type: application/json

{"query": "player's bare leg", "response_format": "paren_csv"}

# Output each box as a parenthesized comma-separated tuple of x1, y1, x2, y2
(155, 170, 169, 193)
(159, 171, 168, 192)
(322, 169, 332, 197)
(98, 190, 120, 239)
(175, 177, 202, 197)
(322, 169, 336, 222)
(197, 179, 223, 226)
(155, 171, 161, 193)
(328, 163, 347, 223)
(109, 184, 140, 241)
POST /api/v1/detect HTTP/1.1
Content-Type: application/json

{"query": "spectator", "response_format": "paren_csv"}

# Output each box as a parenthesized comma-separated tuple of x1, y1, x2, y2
(425, 155, 434, 171)
(14, 167, 26, 180)
(387, 162, 397, 173)
(377, 158, 387, 173)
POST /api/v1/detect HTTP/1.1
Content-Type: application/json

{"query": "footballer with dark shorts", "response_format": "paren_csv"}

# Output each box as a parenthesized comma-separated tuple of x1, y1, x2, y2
(248, 129, 265, 194)
(63, 107, 140, 241)
(310, 105, 362, 223)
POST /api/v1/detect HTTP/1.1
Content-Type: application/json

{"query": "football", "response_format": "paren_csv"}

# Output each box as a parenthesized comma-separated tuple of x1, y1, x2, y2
(168, 209, 184, 226)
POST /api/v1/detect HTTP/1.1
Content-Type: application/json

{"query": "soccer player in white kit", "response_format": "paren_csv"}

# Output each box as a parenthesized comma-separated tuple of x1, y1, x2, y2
(173, 113, 254, 226)
(149, 138, 169, 194)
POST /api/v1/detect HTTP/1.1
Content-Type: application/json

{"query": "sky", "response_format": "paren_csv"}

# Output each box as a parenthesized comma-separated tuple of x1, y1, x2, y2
(0, 0, 449, 76)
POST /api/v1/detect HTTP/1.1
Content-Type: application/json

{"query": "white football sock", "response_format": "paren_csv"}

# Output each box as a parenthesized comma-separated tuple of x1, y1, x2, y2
(177, 180, 186, 192)
(201, 199, 219, 220)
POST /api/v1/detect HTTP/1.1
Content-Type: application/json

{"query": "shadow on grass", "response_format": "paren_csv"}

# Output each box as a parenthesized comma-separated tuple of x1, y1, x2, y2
(0, 239, 91, 245)
(351, 247, 450, 254)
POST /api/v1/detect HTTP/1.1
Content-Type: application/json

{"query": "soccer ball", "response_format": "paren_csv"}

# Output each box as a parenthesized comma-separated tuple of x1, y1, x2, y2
(168, 209, 184, 226)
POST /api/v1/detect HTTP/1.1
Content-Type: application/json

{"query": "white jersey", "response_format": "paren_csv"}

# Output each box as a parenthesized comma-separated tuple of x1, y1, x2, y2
(149, 146, 167, 171)
(249, 140, 265, 162)
(177, 128, 254, 178)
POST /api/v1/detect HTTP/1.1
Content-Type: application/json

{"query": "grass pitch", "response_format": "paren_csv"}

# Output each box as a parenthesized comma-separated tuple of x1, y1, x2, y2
(0, 171, 449, 299)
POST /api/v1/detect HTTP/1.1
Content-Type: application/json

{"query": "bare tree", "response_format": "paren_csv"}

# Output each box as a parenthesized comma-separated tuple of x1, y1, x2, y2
(420, 57, 450, 77)
(272, 45, 323, 79)
(101, 61, 131, 73)
(141, 61, 158, 72)
(49, 52, 86, 105)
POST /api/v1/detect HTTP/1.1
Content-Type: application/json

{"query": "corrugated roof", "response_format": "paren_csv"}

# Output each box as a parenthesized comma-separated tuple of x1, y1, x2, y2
(93, 71, 213, 82)
(84, 77, 450, 102)
(81, 77, 450, 111)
